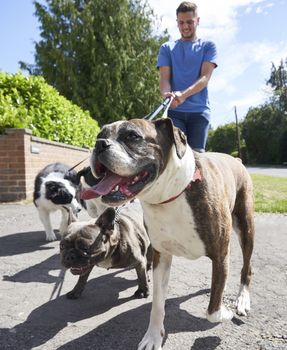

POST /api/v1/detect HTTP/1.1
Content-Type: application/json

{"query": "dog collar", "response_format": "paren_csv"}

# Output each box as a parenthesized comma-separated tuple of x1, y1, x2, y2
(158, 168, 201, 205)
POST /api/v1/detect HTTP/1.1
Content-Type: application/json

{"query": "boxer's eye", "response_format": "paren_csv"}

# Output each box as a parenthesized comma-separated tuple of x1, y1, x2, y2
(125, 131, 141, 141)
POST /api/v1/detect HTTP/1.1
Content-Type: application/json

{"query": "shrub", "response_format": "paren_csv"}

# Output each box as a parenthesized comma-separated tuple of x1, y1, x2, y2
(0, 72, 99, 148)
(242, 104, 287, 164)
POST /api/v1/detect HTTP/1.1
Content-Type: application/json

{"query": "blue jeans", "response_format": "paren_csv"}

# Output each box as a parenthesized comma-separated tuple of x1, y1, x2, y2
(168, 110, 209, 152)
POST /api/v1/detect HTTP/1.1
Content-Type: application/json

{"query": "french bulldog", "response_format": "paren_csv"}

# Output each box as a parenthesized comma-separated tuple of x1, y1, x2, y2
(60, 201, 152, 299)
(82, 118, 255, 350)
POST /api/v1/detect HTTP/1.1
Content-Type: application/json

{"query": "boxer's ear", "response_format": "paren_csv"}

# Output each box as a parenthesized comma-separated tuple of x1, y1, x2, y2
(154, 118, 187, 159)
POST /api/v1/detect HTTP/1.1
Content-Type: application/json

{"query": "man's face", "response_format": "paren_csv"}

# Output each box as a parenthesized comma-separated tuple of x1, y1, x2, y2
(177, 11, 199, 41)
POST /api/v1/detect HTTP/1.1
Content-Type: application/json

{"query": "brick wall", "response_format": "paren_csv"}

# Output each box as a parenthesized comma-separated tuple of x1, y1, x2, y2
(0, 128, 91, 202)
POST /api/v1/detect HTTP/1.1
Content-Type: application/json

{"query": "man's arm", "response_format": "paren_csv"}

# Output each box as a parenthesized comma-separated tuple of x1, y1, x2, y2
(175, 61, 216, 105)
(159, 62, 216, 108)
(159, 66, 180, 109)
(159, 66, 172, 96)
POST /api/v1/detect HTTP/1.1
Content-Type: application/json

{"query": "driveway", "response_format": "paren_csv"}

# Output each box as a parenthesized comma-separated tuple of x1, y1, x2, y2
(0, 202, 286, 349)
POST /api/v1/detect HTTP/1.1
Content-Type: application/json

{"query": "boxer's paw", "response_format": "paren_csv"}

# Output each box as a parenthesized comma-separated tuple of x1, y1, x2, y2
(207, 305, 234, 323)
(236, 284, 250, 316)
(137, 327, 164, 350)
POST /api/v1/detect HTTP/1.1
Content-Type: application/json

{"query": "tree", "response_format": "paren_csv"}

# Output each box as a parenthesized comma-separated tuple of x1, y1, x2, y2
(21, 0, 169, 126)
(207, 123, 239, 154)
(207, 123, 247, 162)
(242, 104, 286, 164)
(267, 58, 287, 112)
(241, 59, 287, 164)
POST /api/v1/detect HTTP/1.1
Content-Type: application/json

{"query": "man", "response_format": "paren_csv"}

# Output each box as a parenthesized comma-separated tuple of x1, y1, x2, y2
(157, 1, 217, 152)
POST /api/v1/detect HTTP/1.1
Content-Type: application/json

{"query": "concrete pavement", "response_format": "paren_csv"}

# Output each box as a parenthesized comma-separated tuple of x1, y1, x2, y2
(0, 203, 286, 350)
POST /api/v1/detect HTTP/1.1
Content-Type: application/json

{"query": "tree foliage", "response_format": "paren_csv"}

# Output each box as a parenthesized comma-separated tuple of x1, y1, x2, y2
(207, 123, 247, 162)
(21, 0, 169, 126)
(267, 58, 287, 112)
(242, 104, 287, 164)
(207, 123, 239, 154)
(208, 59, 287, 165)
(0, 72, 99, 147)
(241, 59, 287, 164)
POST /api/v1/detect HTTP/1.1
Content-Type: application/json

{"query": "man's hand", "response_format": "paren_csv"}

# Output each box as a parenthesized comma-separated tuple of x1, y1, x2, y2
(162, 91, 186, 109)
(174, 91, 186, 106)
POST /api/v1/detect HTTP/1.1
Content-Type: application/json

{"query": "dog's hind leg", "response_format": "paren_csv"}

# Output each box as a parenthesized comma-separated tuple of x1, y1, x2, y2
(233, 188, 255, 316)
(38, 207, 57, 241)
(206, 250, 234, 323)
(233, 196, 255, 316)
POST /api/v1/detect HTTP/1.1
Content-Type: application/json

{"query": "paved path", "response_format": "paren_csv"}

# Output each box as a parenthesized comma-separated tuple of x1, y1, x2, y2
(0, 203, 286, 349)
(247, 166, 287, 178)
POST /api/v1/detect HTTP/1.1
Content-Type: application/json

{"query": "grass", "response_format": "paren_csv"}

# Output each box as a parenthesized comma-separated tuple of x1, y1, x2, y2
(250, 174, 287, 213)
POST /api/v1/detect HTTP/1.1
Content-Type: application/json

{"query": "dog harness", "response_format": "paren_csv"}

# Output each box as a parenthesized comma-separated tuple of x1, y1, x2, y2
(158, 168, 201, 205)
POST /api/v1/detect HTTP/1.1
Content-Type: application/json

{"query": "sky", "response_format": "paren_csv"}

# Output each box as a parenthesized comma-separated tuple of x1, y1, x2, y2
(0, 0, 286, 128)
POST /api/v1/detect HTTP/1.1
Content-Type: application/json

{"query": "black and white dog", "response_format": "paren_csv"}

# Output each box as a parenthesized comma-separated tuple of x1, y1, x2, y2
(33, 163, 82, 241)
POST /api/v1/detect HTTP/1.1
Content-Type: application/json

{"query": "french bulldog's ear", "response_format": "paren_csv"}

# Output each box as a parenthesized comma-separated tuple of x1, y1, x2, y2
(154, 118, 187, 159)
(96, 207, 116, 231)
(68, 207, 78, 225)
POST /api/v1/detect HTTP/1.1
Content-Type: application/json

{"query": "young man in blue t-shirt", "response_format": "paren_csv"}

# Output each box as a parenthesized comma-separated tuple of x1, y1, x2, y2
(157, 1, 217, 152)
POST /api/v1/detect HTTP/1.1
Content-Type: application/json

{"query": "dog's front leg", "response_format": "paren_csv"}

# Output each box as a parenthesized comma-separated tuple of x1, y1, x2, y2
(67, 267, 93, 299)
(38, 207, 56, 241)
(138, 251, 172, 350)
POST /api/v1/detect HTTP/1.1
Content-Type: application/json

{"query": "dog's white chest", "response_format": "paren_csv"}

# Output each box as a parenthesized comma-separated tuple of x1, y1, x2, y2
(142, 197, 206, 259)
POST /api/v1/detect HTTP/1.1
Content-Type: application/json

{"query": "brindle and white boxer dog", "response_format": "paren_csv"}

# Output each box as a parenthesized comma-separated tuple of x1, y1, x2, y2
(82, 118, 255, 350)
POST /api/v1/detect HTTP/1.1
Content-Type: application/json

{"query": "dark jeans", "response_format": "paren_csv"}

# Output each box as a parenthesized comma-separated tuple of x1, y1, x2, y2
(168, 110, 209, 152)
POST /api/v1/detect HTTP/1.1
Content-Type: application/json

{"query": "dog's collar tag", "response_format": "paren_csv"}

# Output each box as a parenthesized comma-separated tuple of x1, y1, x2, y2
(158, 168, 201, 205)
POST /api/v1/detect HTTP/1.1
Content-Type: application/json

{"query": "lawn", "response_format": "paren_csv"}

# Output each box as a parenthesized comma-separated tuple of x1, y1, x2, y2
(251, 174, 287, 213)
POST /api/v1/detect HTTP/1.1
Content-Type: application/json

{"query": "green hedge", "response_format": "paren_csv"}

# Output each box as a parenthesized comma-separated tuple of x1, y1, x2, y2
(0, 72, 99, 148)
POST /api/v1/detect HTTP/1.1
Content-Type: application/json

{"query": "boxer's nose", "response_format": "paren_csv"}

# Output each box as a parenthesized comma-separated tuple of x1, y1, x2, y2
(95, 138, 112, 154)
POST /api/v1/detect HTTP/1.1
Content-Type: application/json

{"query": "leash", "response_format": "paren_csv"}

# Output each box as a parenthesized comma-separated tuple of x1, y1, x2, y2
(68, 154, 90, 172)
(144, 97, 173, 121)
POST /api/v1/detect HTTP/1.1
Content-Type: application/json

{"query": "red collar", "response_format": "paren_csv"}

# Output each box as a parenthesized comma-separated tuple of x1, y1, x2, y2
(158, 169, 201, 205)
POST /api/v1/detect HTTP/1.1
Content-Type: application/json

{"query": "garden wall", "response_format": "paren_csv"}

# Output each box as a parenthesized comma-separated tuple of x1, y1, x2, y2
(0, 128, 90, 202)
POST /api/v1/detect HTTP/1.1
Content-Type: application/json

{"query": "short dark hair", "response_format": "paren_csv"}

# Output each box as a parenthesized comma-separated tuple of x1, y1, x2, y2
(176, 2, 198, 16)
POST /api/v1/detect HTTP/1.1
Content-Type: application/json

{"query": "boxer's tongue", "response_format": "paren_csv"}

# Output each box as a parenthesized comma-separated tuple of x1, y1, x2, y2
(81, 172, 123, 200)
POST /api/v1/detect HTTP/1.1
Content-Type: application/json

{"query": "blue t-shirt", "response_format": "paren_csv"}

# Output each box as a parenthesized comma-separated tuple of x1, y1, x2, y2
(157, 39, 217, 116)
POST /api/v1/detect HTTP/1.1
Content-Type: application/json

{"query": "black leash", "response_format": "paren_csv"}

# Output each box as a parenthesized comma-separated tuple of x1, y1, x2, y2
(68, 155, 90, 172)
